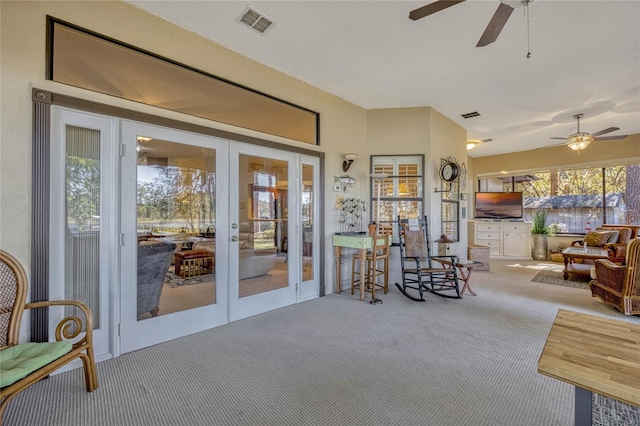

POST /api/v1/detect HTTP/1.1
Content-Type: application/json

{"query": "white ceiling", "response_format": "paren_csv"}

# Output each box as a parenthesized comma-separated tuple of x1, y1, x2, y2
(126, 0, 640, 158)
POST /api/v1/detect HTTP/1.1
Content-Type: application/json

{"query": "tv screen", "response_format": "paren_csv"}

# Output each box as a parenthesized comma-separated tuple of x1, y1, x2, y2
(474, 192, 523, 219)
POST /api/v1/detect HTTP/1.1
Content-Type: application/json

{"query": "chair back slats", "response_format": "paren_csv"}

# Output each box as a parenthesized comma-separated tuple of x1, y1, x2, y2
(0, 250, 28, 349)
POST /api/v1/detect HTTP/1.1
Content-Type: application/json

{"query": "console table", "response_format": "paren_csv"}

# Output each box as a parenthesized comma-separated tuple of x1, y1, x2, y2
(333, 233, 390, 302)
(538, 309, 640, 426)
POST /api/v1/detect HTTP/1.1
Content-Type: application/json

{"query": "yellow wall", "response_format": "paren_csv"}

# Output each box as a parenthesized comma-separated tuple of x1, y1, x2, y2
(366, 107, 469, 255)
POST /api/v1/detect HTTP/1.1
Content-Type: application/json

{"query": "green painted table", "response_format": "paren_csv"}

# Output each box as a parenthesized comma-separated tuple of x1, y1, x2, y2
(333, 233, 390, 301)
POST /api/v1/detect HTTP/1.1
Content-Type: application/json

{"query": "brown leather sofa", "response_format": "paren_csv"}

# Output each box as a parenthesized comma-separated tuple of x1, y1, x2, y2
(589, 238, 640, 316)
(571, 224, 639, 264)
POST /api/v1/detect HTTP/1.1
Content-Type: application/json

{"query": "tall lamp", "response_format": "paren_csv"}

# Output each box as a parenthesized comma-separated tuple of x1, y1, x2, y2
(370, 173, 390, 235)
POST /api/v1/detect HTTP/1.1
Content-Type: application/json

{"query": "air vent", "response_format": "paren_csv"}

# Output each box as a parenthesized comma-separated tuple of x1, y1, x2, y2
(237, 7, 275, 35)
(481, 138, 493, 143)
(461, 111, 480, 119)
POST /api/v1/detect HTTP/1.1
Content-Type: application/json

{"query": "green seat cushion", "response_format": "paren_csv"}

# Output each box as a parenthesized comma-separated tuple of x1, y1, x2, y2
(0, 342, 72, 387)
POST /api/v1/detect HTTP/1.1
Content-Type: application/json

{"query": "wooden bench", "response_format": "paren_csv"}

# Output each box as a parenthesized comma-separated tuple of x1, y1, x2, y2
(174, 250, 214, 278)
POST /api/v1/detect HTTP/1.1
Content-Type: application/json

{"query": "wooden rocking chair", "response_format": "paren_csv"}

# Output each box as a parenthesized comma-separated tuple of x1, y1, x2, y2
(0, 250, 98, 421)
(395, 216, 461, 302)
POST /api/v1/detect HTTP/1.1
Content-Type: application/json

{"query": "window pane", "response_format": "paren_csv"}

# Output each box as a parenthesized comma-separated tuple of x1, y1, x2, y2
(65, 125, 101, 328)
(238, 155, 287, 297)
(302, 165, 314, 282)
(137, 138, 217, 320)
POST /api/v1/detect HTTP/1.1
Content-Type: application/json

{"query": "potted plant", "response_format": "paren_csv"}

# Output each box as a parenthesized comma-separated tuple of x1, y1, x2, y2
(531, 209, 549, 260)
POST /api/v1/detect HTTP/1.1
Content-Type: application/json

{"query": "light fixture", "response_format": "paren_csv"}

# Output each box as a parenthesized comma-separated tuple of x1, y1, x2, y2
(566, 114, 593, 151)
(342, 153, 357, 172)
(467, 141, 479, 150)
(567, 132, 593, 151)
(136, 136, 152, 142)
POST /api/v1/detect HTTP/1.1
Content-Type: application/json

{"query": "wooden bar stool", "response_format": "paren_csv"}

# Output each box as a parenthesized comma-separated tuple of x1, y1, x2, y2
(351, 234, 391, 300)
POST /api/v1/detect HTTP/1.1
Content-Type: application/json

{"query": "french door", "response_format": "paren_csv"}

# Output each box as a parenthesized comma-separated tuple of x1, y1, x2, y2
(227, 144, 298, 321)
(50, 107, 117, 361)
(119, 121, 229, 353)
(52, 111, 319, 357)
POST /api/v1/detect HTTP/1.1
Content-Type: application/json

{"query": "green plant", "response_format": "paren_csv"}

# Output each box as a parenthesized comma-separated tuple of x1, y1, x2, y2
(531, 209, 549, 235)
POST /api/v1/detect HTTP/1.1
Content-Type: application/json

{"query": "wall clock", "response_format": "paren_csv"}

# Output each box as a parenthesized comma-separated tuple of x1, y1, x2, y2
(439, 161, 460, 182)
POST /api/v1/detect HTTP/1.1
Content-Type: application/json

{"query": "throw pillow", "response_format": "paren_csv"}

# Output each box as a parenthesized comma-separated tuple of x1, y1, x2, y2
(583, 231, 614, 247)
(605, 230, 620, 244)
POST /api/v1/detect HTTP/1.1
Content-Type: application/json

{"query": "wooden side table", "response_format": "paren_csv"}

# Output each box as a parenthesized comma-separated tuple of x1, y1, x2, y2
(432, 257, 483, 297)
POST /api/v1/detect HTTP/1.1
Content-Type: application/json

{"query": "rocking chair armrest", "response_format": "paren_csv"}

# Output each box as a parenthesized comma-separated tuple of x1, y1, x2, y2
(24, 300, 94, 347)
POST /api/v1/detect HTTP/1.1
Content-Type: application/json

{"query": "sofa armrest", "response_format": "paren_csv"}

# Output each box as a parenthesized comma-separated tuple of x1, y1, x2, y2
(593, 259, 626, 293)
(604, 242, 627, 261)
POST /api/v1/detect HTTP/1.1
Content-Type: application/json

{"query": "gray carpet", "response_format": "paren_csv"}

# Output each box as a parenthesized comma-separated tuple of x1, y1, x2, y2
(3, 260, 639, 426)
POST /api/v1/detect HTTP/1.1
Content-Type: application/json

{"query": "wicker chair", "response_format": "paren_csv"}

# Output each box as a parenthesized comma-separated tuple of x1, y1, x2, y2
(589, 238, 640, 316)
(0, 250, 98, 420)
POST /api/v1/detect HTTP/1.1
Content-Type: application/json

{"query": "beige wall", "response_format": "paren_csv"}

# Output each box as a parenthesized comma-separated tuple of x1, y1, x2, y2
(0, 1, 468, 304)
(366, 107, 469, 256)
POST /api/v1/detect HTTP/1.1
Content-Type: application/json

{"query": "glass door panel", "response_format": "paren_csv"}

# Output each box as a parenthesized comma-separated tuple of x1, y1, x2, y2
(136, 138, 217, 318)
(238, 155, 288, 298)
(229, 146, 296, 321)
(120, 121, 228, 354)
(299, 156, 320, 301)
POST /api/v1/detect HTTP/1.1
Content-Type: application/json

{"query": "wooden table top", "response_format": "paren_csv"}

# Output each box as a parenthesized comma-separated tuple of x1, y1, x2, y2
(538, 309, 640, 407)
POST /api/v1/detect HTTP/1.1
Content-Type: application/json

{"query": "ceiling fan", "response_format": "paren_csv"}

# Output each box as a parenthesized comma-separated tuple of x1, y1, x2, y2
(549, 114, 627, 151)
(409, 0, 529, 47)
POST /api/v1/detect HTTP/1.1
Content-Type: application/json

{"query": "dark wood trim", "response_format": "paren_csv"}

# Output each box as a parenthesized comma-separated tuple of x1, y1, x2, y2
(45, 16, 320, 146)
(48, 91, 323, 158)
(31, 89, 52, 342)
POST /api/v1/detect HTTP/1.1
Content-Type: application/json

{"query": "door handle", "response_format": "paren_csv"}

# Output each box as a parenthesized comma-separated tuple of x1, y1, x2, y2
(231, 236, 239, 242)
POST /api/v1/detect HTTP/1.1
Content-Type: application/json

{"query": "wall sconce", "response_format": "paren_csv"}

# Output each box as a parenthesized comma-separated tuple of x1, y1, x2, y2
(466, 141, 479, 150)
(342, 153, 357, 172)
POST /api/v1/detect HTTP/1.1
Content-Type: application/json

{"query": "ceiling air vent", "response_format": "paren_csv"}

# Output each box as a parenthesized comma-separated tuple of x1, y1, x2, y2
(461, 111, 480, 119)
(481, 138, 493, 143)
(237, 7, 275, 35)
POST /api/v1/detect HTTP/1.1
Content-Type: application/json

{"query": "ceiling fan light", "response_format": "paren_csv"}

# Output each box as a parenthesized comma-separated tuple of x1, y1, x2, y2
(567, 132, 593, 151)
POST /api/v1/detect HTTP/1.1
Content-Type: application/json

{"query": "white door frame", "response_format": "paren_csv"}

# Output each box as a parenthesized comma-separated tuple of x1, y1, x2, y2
(119, 120, 229, 354)
(50, 106, 118, 364)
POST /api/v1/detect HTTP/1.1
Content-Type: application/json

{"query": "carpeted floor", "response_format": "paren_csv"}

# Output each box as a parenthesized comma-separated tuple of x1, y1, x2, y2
(3, 259, 639, 426)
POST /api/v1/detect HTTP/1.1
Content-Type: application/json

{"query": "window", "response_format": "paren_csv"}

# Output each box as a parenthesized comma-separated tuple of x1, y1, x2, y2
(483, 162, 640, 233)
(371, 155, 424, 242)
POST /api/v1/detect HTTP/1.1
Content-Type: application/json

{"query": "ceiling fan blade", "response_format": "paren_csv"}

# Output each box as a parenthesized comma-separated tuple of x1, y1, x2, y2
(476, 3, 514, 47)
(590, 127, 619, 137)
(594, 135, 628, 141)
(409, 0, 465, 21)
(549, 137, 567, 140)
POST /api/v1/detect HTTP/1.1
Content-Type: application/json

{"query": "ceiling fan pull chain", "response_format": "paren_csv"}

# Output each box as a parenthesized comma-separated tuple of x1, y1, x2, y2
(523, 0, 531, 58)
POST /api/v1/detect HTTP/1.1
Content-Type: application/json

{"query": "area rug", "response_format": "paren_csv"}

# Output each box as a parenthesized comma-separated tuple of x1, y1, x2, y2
(531, 268, 591, 289)
(164, 270, 214, 288)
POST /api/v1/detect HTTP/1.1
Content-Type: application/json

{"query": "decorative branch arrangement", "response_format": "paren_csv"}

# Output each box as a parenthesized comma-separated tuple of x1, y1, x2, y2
(337, 198, 365, 232)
